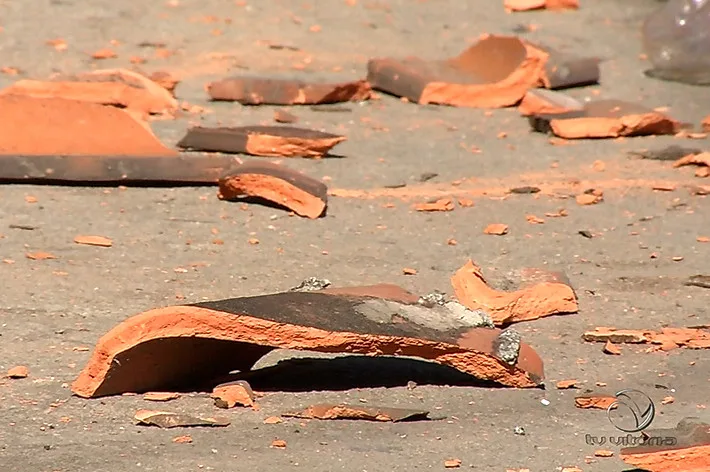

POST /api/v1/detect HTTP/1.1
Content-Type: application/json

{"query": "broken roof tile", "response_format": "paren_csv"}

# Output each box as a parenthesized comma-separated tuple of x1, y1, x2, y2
(71, 284, 545, 398)
(451, 260, 578, 325)
(177, 126, 346, 158)
(218, 161, 328, 219)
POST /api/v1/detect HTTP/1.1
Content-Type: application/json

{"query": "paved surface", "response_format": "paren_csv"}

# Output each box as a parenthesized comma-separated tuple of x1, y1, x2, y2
(1, 0, 709, 470)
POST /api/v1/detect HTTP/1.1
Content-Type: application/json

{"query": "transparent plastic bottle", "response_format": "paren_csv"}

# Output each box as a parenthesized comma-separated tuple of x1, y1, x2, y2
(642, 0, 710, 85)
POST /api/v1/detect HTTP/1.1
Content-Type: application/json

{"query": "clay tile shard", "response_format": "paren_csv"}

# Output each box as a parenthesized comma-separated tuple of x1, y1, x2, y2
(0, 96, 175, 158)
(505, 0, 579, 11)
(529, 98, 680, 139)
(582, 327, 710, 351)
(0, 68, 178, 115)
(274, 109, 298, 124)
(218, 161, 327, 219)
(574, 394, 617, 409)
(367, 35, 546, 108)
(177, 126, 346, 158)
(134, 409, 230, 428)
(518, 89, 584, 116)
(143, 391, 180, 402)
(703, 115, 710, 132)
(451, 260, 578, 325)
(366, 35, 598, 108)
(7, 366, 29, 378)
(673, 152, 710, 169)
(283, 404, 430, 422)
(147, 71, 180, 95)
(206, 76, 372, 105)
(620, 418, 710, 472)
(70, 284, 545, 398)
(211, 380, 255, 408)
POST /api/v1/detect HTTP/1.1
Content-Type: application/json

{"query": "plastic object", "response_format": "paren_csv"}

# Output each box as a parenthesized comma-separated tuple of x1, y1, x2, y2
(642, 0, 710, 85)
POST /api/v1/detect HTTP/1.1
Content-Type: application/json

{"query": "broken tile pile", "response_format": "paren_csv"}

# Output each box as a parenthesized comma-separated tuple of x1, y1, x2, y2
(2, 2, 710, 471)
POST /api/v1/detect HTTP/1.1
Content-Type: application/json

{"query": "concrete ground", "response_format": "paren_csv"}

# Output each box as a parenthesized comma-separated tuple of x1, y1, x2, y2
(0, 0, 709, 470)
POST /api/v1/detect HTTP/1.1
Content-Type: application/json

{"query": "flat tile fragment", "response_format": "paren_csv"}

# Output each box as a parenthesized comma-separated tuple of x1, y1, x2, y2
(0, 96, 175, 157)
(620, 418, 710, 472)
(206, 76, 371, 105)
(518, 89, 584, 116)
(7, 366, 29, 378)
(582, 327, 710, 351)
(366, 35, 598, 108)
(282, 404, 430, 422)
(451, 260, 578, 325)
(134, 409, 230, 428)
(177, 126, 346, 158)
(0, 68, 178, 116)
(211, 380, 255, 408)
(70, 284, 545, 398)
(574, 394, 617, 409)
(504, 0, 579, 12)
(529, 98, 680, 138)
(218, 161, 328, 219)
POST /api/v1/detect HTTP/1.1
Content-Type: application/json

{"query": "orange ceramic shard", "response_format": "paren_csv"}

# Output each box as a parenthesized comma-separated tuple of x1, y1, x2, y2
(413, 198, 454, 212)
(529, 99, 680, 139)
(177, 126, 346, 158)
(672, 152, 710, 169)
(211, 381, 255, 408)
(0, 68, 177, 116)
(218, 161, 328, 219)
(703, 115, 710, 132)
(0, 96, 176, 156)
(70, 284, 545, 398)
(582, 327, 710, 351)
(620, 418, 710, 472)
(574, 394, 616, 409)
(504, 0, 579, 12)
(451, 260, 578, 325)
(367, 35, 599, 108)
(283, 404, 430, 422)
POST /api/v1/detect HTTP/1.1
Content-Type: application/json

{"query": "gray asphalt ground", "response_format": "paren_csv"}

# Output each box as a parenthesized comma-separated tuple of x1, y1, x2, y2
(0, 0, 709, 471)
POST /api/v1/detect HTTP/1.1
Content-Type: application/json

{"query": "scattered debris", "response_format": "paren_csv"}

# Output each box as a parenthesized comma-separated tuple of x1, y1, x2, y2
(172, 435, 193, 444)
(273, 109, 298, 123)
(513, 425, 526, 436)
(483, 223, 509, 235)
(177, 125, 346, 158)
(402, 267, 418, 275)
(685, 275, 710, 289)
(578, 230, 593, 239)
(493, 328, 522, 365)
(143, 392, 180, 402)
(451, 260, 578, 325)
(0, 68, 178, 116)
(218, 161, 328, 219)
(576, 191, 603, 206)
(582, 327, 710, 351)
(594, 449, 614, 457)
(263, 416, 283, 424)
(444, 459, 462, 469)
(270, 439, 287, 449)
(661, 396, 675, 405)
(603, 340, 622, 355)
(0, 96, 176, 157)
(509, 186, 541, 194)
(71, 284, 545, 398)
(673, 152, 710, 172)
(206, 76, 371, 105)
(367, 35, 598, 108)
(620, 418, 710, 472)
(7, 366, 29, 379)
(413, 198, 454, 212)
(574, 394, 617, 409)
(26, 251, 57, 260)
(147, 71, 180, 95)
(504, 0, 579, 12)
(211, 380, 255, 409)
(134, 409, 230, 428)
(556, 379, 578, 389)
(74, 235, 113, 247)
(703, 115, 710, 132)
(290, 277, 332, 292)
(282, 404, 430, 422)
(529, 97, 680, 138)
